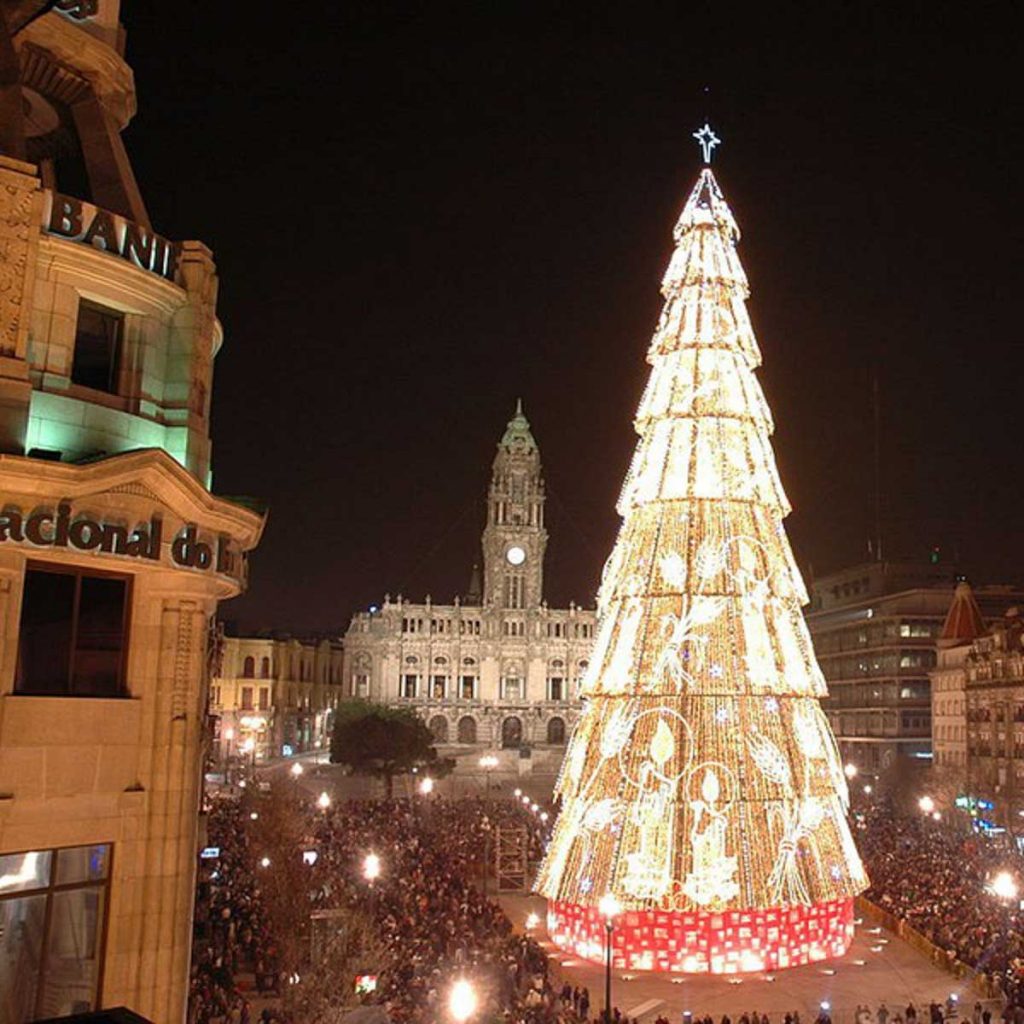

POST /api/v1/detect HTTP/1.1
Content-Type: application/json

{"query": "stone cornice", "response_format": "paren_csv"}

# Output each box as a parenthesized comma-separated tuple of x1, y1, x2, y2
(0, 448, 265, 550)
(16, 15, 136, 127)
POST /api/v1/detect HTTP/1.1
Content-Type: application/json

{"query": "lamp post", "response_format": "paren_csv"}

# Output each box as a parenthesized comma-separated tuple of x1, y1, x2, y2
(479, 754, 498, 801)
(290, 760, 304, 798)
(479, 755, 498, 897)
(599, 893, 620, 1024)
(363, 851, 381, 919)
(317, 791, 331, 811)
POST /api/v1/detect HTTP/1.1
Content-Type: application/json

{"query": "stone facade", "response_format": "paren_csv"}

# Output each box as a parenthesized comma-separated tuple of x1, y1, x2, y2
(210, 633, 345, 766)
(0, 4, 263, 1021)
(941, 609, 1024, 830)
(343, 403, 595, 773)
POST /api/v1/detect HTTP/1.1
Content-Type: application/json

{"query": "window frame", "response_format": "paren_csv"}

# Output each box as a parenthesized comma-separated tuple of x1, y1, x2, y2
(16, 561, 132, 698)
(71, 298, 125, 397)
(0, 843, 114, 1018)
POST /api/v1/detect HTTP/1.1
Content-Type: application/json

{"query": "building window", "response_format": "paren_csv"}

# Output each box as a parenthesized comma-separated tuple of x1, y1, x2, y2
(0, 844, 111, 1019)
(242, 656, 255, 678)
(548, 677, 564, 701)
(429, 715, 449, 743)
(240, 686, 254, 710)
(502, 677, 522, 701)
(432, 674, 447, 699)
(547, 717, 566, 744)
(258, 688, 269, 710)
(501, 715, 523, 748)
(72, 300, 123, 394)
(260, 656, 271, 678)
(460, 675, 477, 700)
(457, 716, 477, 744)
(353, 673, 370, 697)
(402, 674, 418, 699)
(16, 565, 129, 697)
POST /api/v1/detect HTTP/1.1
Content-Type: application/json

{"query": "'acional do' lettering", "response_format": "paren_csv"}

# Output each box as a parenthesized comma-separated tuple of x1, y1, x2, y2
(45, 193, 181, 284)
(0, 502, 236, 574)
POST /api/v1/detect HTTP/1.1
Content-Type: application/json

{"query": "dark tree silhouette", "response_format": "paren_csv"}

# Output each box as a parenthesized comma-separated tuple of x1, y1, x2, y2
(330, 701, 453, 797)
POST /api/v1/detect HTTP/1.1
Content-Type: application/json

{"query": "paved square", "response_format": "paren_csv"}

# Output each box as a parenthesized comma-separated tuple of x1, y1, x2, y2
(501, 894, 981, 1024)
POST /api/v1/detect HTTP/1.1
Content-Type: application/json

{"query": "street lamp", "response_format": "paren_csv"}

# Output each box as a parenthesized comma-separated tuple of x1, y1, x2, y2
(525, 911, 540, 931)
(599, 893, 621, 1024)
(291, 762, 304, 778)
(988, 870, 1018, 901)
(918, 795, 935, 814)
(363, 852, 381, 884)
(241, 736, 256, 775)
(420, 777, 435, 795)
(479, 755, 498, 800)
(363, 851, 382, 919)
(844, 763, 858, 779)
(479, 755, 499, 898)
(317, 791, 331, 811)
(448, 978, 477, 1022)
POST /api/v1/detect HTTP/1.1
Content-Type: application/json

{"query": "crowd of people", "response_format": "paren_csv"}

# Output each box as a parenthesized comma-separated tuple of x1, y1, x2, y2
(857, 805, 1024, 1003)
(187, 772, 1024, 1024)
(190, 798, 288, 1024)
(190, 781, 634, 1023)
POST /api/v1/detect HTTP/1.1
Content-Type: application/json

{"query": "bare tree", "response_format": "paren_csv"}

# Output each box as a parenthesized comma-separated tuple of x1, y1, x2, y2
(248, 782, 385, 1021)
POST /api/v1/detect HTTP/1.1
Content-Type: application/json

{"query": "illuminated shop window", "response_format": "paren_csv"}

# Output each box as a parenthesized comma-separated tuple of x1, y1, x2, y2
(72, 300, 123, 394)
(16, 565, 129, 697)
(0, 844, 111, 1019)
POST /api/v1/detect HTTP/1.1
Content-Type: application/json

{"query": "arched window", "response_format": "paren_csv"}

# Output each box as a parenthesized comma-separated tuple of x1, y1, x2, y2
(547, 717, 566, 745)
(242, 656, 255, 678)
(260, 656, 271, 678)
(429, 715, 449, 743)
(457, 716, 477, 744)
(501, 716, 523, 749)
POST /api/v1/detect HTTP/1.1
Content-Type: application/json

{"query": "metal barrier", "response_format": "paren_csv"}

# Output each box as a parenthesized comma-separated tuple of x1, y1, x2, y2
(855, 897, 1003, 1000)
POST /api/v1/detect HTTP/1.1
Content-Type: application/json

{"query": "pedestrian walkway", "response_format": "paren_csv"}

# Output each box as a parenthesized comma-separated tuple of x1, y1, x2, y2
(499, 893, 981, 1024)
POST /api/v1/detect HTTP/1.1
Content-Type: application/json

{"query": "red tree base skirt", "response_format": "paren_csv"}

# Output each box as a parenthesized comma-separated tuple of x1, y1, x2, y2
(547, 898, 854, 974)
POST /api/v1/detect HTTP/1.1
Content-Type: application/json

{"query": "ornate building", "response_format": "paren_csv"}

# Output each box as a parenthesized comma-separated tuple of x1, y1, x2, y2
(0, 4, 263, 1021)
(210, 631, 345, 766)
(929, 582, 1024, 831)
(342, 402, 595, 772)
(807, 560, 1023, 774)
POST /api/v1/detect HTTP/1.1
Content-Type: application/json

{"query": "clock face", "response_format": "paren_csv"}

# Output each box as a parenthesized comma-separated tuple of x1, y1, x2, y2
(506, 545, 526, 566)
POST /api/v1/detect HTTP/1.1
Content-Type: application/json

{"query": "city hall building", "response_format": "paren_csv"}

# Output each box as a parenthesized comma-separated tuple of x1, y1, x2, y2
(343, 403, 595, 773)
(0, 3, 263, 1021)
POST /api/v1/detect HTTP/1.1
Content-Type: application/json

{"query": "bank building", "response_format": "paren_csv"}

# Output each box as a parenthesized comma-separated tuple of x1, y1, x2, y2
(343, 403, 595, 774)
(0, 3, 263, 1021)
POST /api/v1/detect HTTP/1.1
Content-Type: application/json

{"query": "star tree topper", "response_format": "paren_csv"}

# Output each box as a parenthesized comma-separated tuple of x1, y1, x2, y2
(693, 122, 721, 164)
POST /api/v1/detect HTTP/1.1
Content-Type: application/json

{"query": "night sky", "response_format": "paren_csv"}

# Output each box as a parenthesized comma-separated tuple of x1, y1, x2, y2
(119, 4, 1020, 634)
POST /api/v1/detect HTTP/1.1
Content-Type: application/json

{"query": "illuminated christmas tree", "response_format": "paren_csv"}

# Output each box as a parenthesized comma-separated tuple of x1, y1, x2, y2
(537, 127, 868, 974)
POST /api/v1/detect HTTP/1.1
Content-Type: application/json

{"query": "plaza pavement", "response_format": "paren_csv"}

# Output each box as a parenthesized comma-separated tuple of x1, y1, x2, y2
(500, 892, 987, 1024)
(260, 762, 984, 1024)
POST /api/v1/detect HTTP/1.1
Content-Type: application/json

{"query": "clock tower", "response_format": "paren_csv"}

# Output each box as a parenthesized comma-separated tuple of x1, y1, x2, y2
(482, 400, 547, 609)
